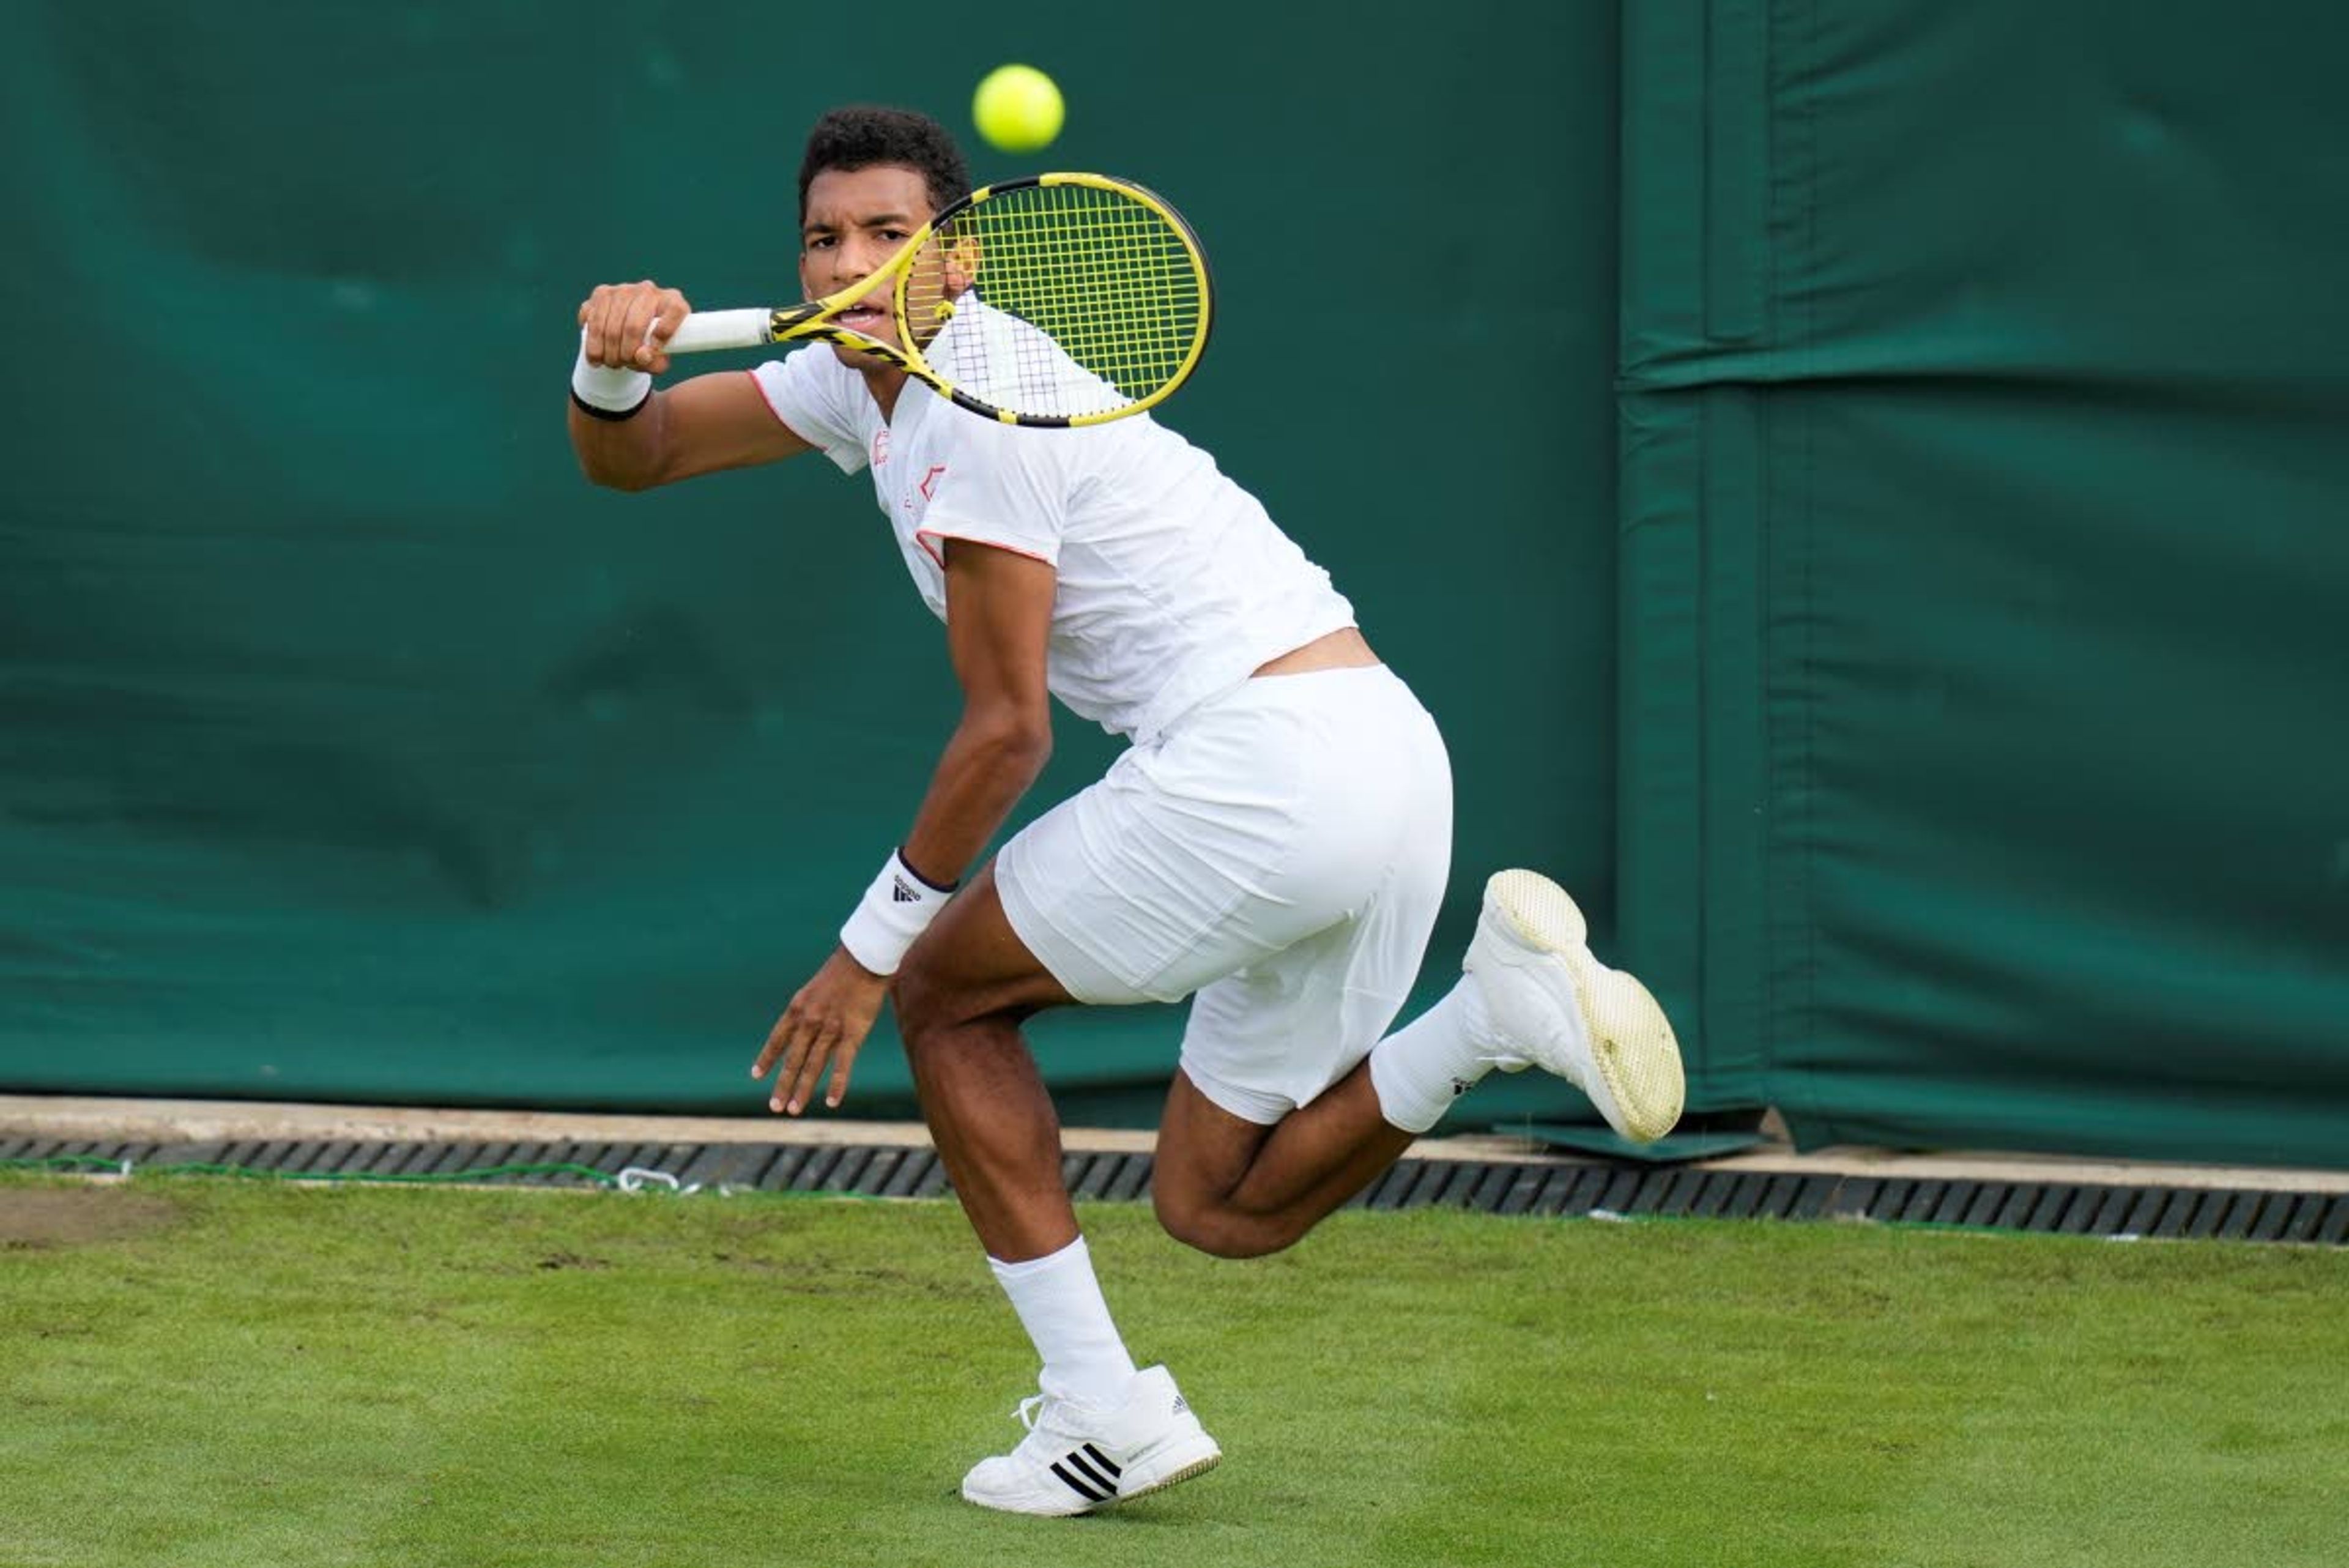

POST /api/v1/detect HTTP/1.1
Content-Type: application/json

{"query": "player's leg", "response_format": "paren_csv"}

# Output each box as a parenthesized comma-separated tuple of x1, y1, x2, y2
(924, 670, 1430, 1512)
(1149, 674, 1685, 1255)
(1145, 665, 1456, 1255)
(1148, 789, 1453, 1258)
(1151, 925, 1663, 1257)
(1154, 870, 1690, 1256)
(891, 866, 1082, 1264)
(896, 861, 1220, 1515)
(1151, 1063, 1411, 1258)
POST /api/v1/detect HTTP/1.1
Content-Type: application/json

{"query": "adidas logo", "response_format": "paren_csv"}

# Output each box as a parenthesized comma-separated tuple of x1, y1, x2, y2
(1171, 1394, 1189, 1415)
(1050, 1443, 1122, 1503)
(891, 875, 920, 904)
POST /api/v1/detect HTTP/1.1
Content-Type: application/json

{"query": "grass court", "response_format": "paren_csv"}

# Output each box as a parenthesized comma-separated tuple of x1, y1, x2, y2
(4, 1175, 2344, 1567)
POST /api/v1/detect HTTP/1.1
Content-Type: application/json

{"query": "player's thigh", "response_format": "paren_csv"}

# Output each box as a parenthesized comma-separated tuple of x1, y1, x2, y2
(1176, 830, 1449, 1123)
(990, 713, 1334, 1008)
(893, 860, 1076, 1037)
(998, 669, 1448, 1010)
(1174, 685, 1453, 1123)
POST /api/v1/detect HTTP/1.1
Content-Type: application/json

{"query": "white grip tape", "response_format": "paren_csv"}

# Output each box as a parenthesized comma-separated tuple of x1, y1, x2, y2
(667, 308, 774, 354)
(838, 850, 954, 976)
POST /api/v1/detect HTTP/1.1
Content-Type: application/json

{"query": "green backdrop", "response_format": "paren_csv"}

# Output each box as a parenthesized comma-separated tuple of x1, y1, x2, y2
(0, 2, 1622, 1128)
(6, 2, 2345, 1168)
(1619, 0, 2349, 1167)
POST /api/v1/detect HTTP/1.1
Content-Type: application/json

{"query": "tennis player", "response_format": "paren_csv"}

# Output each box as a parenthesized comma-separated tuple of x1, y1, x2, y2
(568, 106, 1683, 1516)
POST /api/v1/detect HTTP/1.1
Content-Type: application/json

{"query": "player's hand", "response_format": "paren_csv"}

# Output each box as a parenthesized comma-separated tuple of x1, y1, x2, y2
(577, 280, 691, 375)
(751, 947, 891, 1115)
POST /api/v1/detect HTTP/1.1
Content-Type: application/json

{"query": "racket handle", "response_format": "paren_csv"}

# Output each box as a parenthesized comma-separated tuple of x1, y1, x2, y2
(667, 308, 773, 354)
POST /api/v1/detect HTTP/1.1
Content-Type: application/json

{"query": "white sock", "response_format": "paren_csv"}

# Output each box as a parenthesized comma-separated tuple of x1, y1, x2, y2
(989, 1235, 1139, 1410)
(1368, 978, 1504, 1134)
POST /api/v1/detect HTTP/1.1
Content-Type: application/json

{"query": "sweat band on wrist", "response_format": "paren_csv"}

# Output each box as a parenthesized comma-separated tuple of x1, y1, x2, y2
(571, 336, 652, 419)
(838, 849, 957, 976)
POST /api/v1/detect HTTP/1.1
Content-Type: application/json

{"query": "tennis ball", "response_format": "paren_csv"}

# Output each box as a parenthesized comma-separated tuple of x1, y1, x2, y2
(973, 64, 1064, 155)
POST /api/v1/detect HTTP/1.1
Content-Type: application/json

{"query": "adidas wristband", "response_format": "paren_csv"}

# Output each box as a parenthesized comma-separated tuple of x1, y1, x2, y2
(838, 849, 957, 976)
(570, 333, 652, 419)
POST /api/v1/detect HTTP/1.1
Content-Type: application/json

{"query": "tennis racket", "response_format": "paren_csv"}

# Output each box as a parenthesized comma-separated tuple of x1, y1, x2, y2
(666, 173, 1211, 429)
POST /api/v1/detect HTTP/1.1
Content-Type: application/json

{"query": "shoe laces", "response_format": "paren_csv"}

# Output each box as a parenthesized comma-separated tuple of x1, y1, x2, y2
(1004, 1392, 1088, 1465)
(1009, 1391, 1098, 1447)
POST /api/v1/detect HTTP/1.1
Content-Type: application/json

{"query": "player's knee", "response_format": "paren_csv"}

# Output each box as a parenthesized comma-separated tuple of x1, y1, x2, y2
(888, 956, 956, 1057)
(1153, 1187, 1297, 1260)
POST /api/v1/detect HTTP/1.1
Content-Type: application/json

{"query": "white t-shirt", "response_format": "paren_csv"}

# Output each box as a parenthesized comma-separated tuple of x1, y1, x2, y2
(749, 322, 1356, 745)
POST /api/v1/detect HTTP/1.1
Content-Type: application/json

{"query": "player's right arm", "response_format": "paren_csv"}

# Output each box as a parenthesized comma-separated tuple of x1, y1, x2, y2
(568, 280, 812, 491)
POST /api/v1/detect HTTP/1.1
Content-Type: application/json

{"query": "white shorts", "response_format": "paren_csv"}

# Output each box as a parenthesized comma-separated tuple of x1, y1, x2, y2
(996, 664, 1453, 1123)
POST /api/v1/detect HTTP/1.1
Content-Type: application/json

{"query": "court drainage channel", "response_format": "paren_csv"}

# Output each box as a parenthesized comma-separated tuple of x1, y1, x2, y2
(2, 1134, 2343, 1246)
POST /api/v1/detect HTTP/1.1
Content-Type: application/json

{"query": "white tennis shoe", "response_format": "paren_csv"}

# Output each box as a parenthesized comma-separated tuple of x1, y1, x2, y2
(1465, 869, 1686, 1143)
(960, 1365, 1222, 1517)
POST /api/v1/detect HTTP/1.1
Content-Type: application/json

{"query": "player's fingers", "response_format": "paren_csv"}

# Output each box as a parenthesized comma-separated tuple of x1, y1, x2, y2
(753, 994, 816, 1090)
(751, 1014, 791, 1081)
(766, 1027, 811, 1113)
(588, 282, 648, 368)
(647, 289, 689, 344)
(596, 285, 625, 364)
(585, 287, 627, 369)
(782, 1023, 840, 1116)
(823, 1035, 864, 1110)
(577, 291, 604, 362)
(610, 292, 640, 368)
(645, 292, 687, 376)
(624, 284, 668, 369)
(578, 284, 610, 338)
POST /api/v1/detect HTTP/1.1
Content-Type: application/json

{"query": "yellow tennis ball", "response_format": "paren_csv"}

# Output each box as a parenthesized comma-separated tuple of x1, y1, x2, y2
(973, 64, 1064, 155)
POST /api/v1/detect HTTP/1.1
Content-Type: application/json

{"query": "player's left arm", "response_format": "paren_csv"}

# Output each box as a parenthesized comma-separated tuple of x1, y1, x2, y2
(898, 540, 1058, 885)
(752, 540, 1056, 1114)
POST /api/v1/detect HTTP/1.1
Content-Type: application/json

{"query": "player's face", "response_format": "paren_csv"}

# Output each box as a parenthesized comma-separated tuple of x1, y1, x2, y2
(800, 164, 935, 373)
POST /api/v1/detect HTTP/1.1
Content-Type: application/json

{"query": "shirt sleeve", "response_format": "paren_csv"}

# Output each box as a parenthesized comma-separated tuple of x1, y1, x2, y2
(750, 350, 869, 474)
(913, 421, 1075, 567)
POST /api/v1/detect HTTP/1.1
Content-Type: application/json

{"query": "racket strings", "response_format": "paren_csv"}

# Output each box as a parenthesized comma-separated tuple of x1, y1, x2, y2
(913, 181, 1206, 418)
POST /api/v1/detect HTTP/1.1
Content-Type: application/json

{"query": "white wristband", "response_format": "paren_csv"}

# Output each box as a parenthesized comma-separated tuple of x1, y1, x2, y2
(571, 334, 652, 415)
(839, 850, 956, 976)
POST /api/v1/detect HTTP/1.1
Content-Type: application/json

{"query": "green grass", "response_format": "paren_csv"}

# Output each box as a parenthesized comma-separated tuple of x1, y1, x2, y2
(3, 1175, 2345, 1568)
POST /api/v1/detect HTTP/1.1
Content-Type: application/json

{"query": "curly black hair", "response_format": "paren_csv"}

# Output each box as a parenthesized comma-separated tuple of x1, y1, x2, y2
(797, 106, 971, 221)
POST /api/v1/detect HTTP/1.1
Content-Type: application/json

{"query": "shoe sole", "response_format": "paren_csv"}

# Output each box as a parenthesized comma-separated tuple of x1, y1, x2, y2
(960, 1436, 1222, 1517)
(1483, 870, 1686, 1143)
(1112, 1443, 1223, 1507)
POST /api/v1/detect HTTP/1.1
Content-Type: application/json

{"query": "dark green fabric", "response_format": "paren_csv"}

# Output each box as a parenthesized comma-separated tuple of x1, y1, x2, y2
(15, 3, 2339, 1167)
(0, 4, 1622, 1124)
(1619, 0, 2349, 1167)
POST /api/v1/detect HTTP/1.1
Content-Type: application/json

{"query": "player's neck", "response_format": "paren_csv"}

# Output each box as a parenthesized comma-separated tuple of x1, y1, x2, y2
(862, 365, 911, 422)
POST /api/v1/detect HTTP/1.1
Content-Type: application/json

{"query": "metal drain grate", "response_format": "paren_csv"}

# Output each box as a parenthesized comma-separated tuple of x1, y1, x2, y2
(4, 1135, 2342, 1246)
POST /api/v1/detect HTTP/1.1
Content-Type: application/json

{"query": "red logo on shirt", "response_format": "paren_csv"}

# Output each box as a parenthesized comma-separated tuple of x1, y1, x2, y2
(918, 464, 947, 502)
(871, 429, 891, 467)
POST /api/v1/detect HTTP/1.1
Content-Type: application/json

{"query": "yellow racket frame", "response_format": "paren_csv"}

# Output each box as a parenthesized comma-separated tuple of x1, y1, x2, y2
(671, 172, 1213, 428)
